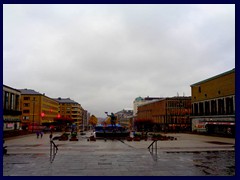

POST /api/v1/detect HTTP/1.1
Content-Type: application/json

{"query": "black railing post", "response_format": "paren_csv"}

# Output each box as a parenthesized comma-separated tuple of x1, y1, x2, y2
(148, 140, 158, 161)
(155, 140, 157, 155)
(50, 140, 52, 162)
(50, 140, 58, 163)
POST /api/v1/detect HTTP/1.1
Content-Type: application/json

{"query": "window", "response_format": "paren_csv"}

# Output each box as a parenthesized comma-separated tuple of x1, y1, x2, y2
(24, 103, 30, 107)
(15, 95, 20, 110)
(23, 110, 30, 113)
(226, 97, 234, 115)
(23, 116, 29, 120)
(5, 92, 9, 109)
(198, 86, 201, 93)
(211, 100, 217, 115)
(205, 101, 210, 115)
(10, 94, 14, 110)
(24, 97, 30, 100)
(194, 103, 198, 115)
(218, 99, 224, 115)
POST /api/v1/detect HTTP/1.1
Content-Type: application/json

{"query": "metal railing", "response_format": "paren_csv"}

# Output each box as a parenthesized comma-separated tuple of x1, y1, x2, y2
(50, 140, 58, 163)
(148, 140, 158, 161)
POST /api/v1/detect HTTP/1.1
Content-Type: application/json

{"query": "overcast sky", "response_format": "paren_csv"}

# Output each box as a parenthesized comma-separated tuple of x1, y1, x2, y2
(3, 4, 235, 117)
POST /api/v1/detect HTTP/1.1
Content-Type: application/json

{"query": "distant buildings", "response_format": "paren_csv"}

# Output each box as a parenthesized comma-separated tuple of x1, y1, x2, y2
(115, 109, 133, 128)
(3, 68, 235, 136)
(190, 68, 235, 135)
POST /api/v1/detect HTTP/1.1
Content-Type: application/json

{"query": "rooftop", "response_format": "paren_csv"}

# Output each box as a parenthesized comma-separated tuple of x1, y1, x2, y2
(3, 84, 21, 93)
(191, 68, 235, 87)
(18, 89, 42, 95)
(54, 97, 79, 104)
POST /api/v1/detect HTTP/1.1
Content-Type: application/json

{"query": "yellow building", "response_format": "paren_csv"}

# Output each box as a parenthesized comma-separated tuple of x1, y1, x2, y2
(190, 68, 235, 135)
(19, 89, 59, 131)
(54, 98, 83, 131)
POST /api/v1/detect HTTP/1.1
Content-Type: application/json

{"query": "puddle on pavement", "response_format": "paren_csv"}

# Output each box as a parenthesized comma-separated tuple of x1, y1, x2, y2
(205, 141, 234, 145)
(151, 151, 235, 176)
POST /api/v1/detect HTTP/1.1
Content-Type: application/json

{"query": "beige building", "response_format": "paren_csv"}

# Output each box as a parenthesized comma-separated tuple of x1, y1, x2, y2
(3, 85, 21, 131)
(115, 109, 133, 128)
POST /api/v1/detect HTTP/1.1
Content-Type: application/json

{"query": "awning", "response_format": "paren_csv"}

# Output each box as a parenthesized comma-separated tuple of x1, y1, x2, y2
(206, 122, 235, 126)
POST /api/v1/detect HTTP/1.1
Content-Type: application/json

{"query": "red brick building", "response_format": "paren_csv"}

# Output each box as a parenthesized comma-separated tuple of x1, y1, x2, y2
(136, 96, 191, 132)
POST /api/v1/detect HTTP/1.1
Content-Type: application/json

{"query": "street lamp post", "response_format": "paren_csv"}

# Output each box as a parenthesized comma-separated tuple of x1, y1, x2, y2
(32, 97, 36, 132)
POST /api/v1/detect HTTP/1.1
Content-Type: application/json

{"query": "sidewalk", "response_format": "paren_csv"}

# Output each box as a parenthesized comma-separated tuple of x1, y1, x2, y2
(3, 132, 235, 176)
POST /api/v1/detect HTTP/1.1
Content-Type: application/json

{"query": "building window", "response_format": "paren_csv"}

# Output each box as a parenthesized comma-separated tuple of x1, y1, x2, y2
(15, 95, 20, 110)
(23, 110, 30, 113)
(226, 97, 234, 115)
(5, 92, 9, 109)
(218, 99, 224, 115)
(199, 102, 204, 115)
(10, 94, 14, 110)
(211, 100, 217, 115)
(194, 103, 198, 115)
(24, 97, 30, 100)
(23, 116, 29, 120)
(205, 101, 210, 115)
(24, 103, 30, 107)
(198, 86, 201, 93)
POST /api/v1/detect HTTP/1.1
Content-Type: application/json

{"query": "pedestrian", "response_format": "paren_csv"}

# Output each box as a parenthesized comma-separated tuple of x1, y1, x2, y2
(36, 131, 39, 139)
(49, 132, 53, 140)
(40, 131, 43, 138)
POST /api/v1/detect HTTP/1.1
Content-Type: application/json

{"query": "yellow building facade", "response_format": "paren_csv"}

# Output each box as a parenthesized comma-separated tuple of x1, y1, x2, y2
(190, 68, 235, 135)
(55, 98, 83, 130)
(20, 89, 59, 131)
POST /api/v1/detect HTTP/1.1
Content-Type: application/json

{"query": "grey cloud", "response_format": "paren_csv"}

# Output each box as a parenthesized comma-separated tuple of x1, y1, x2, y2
(3, 4, 235, 117)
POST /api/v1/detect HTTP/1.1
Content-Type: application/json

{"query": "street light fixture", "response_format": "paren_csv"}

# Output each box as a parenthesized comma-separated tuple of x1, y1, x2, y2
(32, 97, 36, 132)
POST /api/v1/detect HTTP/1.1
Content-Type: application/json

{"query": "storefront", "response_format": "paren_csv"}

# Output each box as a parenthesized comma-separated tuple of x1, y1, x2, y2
(3, 116, 21, 131)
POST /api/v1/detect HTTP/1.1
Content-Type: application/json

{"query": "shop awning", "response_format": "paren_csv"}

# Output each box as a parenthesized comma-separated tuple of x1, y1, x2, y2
(206, 122, 235, 126)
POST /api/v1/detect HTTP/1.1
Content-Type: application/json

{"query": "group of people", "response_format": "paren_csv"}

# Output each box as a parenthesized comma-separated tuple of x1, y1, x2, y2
(36, 131, 44, 138)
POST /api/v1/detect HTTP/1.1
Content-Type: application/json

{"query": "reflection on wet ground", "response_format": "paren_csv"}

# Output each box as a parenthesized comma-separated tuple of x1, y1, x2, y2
(164, 151, 235, 175)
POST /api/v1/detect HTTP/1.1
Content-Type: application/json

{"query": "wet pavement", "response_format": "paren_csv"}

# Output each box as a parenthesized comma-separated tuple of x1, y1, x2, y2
(3, 132, 235, 176)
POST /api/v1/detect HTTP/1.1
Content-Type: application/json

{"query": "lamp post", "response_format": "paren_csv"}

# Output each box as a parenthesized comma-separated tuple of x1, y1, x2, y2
(32, 97, 36, 132)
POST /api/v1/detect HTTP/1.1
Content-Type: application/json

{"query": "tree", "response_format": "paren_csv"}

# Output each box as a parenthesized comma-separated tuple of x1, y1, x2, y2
(105, 116, 119, 125)
(89, 115, 98, 127)
(105, 117, 111, 125)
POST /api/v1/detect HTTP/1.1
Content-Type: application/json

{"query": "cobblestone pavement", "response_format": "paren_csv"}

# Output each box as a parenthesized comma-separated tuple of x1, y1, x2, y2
(3, 132, 235, 176)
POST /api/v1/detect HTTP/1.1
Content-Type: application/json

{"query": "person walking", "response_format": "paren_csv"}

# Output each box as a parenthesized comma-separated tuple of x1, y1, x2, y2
(40, 131, 43, 138)
(36, 131, 39, 139)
